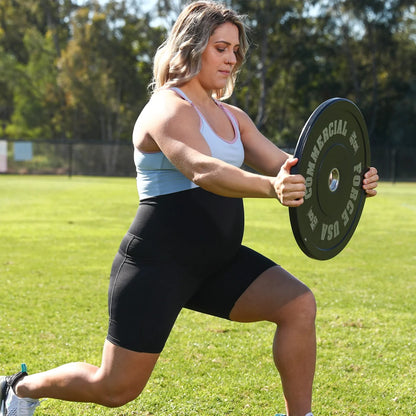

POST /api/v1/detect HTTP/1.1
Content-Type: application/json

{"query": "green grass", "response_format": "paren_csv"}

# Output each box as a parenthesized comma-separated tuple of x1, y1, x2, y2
(0, 176, 415, 415)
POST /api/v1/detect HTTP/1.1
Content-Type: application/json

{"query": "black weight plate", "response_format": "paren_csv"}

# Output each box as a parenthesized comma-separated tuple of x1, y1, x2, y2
(289, 98, 371, 260)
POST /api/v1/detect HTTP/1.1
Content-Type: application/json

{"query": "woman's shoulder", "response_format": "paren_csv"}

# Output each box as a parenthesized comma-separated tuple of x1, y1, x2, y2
(220, 101, 249, 119)
(136, 88, 200, 139)
(144, 88, 198, 121)
(219, 101, 253, 131)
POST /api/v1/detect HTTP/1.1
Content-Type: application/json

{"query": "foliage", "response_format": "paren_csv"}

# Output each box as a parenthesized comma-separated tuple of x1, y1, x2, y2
(230, 0, 416, 147)
(0, 176, 415, 415)
(0, 0, 165, 141)
(0, 0, 415, 147)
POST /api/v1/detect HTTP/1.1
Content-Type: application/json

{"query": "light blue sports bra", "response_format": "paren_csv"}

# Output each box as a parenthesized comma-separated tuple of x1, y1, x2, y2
(134, 87, 245, 200)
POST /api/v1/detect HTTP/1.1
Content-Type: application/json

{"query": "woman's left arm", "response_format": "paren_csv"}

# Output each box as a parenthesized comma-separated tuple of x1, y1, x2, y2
(228, 105, 291, 176)
(228, 104, 290, 175)
(228, 105, 306, 206)
(228, 104, 379, 198)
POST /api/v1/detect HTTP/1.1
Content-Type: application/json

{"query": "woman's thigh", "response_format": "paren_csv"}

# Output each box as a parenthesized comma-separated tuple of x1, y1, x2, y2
(229, 265, 314, 323)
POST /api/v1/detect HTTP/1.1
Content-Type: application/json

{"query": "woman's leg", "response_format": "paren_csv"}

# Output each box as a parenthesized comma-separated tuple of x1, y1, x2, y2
(229, 266, 316, 416)
(15, 340, 159, 408)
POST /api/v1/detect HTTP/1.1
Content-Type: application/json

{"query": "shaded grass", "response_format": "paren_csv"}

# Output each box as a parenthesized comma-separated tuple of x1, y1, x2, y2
(0, 176, 415, 415)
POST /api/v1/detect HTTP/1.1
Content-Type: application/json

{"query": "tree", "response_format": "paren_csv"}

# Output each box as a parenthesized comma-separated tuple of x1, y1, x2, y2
(317, 0, 416, 145)
(56, 0, 166, 173)
(0, 0, 73, 138)
(230, 0, 321, 146)
(58, 1, 165, 138)
(0, 0, 414, 155)
(7, 27, 63, 138)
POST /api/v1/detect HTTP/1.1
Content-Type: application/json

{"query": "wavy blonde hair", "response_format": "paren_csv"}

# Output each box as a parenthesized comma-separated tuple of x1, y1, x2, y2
(151, 1, 248, 100)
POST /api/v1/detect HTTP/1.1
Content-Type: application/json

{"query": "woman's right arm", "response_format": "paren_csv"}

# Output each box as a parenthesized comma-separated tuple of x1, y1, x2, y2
(134, 91, 305, 206)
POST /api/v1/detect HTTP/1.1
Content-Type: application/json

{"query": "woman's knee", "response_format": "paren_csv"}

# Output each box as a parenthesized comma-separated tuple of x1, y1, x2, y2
(297, 288, 317, 321)
(95, 378, 144, 408)
(96, 342, 159, 407)
(276, 287, 316, 328)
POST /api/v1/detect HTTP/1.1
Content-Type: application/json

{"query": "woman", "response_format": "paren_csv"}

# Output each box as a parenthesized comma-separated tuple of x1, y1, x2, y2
(0, 2, 379, 416)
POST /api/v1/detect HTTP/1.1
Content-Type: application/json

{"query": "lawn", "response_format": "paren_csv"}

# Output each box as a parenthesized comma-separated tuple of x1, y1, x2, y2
(0, 176, 415, 415)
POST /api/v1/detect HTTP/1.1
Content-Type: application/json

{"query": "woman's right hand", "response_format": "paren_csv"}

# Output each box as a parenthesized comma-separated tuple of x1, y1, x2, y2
(274, 158, 306, 207)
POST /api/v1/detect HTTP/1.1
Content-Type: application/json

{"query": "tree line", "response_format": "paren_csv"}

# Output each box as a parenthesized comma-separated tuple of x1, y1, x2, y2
(1, 0, 415, 149)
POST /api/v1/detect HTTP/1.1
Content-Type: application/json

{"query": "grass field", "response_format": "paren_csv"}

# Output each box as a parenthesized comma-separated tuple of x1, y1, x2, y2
(0, 175, 415, 416)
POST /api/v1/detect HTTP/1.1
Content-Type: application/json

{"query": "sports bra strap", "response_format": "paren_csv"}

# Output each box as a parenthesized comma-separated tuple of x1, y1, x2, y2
(170, 87, 191, 102)
(170, 87, 206, 119)
(170, 87, 239, 136)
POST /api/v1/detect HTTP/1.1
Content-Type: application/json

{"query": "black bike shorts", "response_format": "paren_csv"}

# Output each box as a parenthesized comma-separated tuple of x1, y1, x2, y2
(106, 188, 275, 353)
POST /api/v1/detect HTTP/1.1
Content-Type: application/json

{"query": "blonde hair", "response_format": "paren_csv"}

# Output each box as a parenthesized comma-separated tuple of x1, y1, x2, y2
(151, 1, 248, 100)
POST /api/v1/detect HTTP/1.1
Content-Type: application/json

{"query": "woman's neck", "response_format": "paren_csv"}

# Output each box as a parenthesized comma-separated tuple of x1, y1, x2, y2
(179, 80, 214, 108)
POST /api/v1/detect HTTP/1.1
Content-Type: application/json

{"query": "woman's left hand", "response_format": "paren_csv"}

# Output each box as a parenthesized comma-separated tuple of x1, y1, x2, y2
(363, 167, 379, 197)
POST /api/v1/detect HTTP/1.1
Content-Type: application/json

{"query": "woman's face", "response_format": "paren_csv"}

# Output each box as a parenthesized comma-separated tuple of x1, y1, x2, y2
(196, 22, 240, 91)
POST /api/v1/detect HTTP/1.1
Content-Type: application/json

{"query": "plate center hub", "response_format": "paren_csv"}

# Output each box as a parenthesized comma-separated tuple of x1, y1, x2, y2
(328, 168, 340, 192)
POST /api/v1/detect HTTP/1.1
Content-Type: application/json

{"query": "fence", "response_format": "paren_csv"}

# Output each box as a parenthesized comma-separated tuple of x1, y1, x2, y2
(0, 139, 415, 182)
(0, 140, 135, 177)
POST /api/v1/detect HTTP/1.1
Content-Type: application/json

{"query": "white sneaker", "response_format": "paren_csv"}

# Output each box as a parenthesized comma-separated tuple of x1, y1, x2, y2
(1, 388, 39, 416)
(0, 365, 40, 416)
